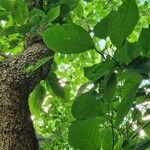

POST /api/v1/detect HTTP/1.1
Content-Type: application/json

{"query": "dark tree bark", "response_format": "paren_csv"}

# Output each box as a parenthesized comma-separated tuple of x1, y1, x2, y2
(0, 38, 54, 149)
(0, 1, 54, 149)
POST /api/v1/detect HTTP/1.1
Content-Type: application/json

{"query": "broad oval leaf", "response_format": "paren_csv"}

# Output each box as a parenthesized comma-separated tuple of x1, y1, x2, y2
(29, 84, 46, 117)
(109, 0, 139, 48)
(127, 56, 150, 74)
(94, 11, 114, 39)
(103, 72, 117, 103)
(138, 26, 150, 56)
(72, 91, 104, 119)
(115, 72, 142, 126)
(46, 73, 66, 100)
(69, 118, 101, 150)
(12, 0, 29, 25)
(84, 59, 116, 82)
(101, 128, 113, 150)
(42, 23, 95, 54)
(47, 5, 60, 22)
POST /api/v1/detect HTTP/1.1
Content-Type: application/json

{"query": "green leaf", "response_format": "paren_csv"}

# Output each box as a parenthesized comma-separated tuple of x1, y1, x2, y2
(138, 26, 150, 56)
(101, 128, 113, 150)
(114, 41, 140, 65)
(129, 139, 150, 150)
(115, 72, 142, 126)
(69, 118, 101, 150)
(47, 5, 60, 22)
(84, 59, 116, 82)
(46, 73, 66, 100)
(127, 56, 150, 74)
(42, 23, 95, 54)
(12, 0, 29, 25)
(25, 56, 52, 75)
(29, 84, 46, 117)
(109, 0, 139, 48)
(103, 72, 116, 103)
(114, 141, 123, 150)
(72, 91, 104, 120)
(94, 11, 114, 39)
(0, 0, 11, 11)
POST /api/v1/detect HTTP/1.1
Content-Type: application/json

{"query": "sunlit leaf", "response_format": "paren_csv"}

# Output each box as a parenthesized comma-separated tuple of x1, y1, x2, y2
(42, 23, 95, 54)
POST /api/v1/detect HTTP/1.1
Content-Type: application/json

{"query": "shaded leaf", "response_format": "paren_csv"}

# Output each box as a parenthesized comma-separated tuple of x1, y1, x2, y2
(72, 91, 104, 120)
(109, 0, 139, 48)
(103, 72, 117, 103)
(115, 72, 142, 126)
(46, 72, 66, 100)
(139, 26, 150, 56)
(84, 59, 116, 82)
(69, 118, 101, 150)
(94, 11, 114, 39)
(101, 128, 113, 150)
(29, 84, 46, 117)
(127, 56, 150, 74)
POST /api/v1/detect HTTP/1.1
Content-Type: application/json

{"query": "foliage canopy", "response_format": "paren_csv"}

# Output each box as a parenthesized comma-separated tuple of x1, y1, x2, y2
(0, 0, 150, 149)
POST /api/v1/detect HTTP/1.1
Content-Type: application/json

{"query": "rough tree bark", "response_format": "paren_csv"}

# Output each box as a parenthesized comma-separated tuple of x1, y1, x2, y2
(0, 36, 54, 149)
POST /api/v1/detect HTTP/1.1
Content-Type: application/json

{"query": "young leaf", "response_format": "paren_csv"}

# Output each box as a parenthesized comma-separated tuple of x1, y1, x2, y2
(46, 73, 66, 100)
(12, 0, 29, 25)
(29, 84, 46, 117)
(69, 118, 101, 150)
(109, 0, 139, 48)
(42, 23, 95, 54)
(72, 91, 104, 120)
(84, 59, 116, 82)
(47, 5, 60, 22)
(25, 56, 52, 75)
(115, 72, 142, 126)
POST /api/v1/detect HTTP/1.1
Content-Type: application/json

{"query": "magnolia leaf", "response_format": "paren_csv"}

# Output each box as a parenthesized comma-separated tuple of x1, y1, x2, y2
(42, 23, 95, 54)
(69, 118, 101, 150)
(12, 0, 29, 25)
(46, 73, 66, 100)
(139, 26, 150, 56)
(94, 11, 114, 39)
(115, 72, 142, 126)
(103, 72, 116, 103)
(84, 59, 116, 82)
(29, 84, 46, 117)
(47, 5, 60, 22)
(109, 0, 139, 48)
(72, 91, 104, 120)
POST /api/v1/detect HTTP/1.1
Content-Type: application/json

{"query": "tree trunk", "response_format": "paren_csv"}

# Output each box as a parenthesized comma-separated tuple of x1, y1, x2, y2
(0, 40, 54, 149)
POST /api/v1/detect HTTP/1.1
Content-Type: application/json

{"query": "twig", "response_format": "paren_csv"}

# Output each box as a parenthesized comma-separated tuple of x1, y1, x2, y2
(0, 52, 11, 59)
(131, 121, 150, 139)
(95, 49, 106, 60)
(103, 0, 112, 9)
(111, 110, 115, 150)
